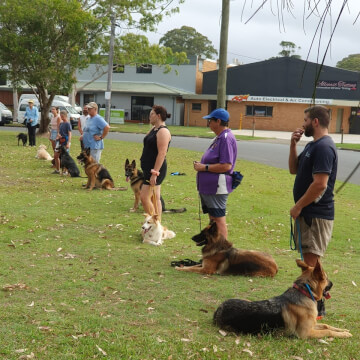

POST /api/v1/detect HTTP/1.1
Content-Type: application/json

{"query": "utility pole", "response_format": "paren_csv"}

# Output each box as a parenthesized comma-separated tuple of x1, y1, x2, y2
(217, 0, 230, 108)
(105, 14, 116, 124)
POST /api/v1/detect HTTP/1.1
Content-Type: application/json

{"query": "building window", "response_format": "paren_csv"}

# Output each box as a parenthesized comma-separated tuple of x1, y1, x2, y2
(136, 64, 152, 74)
(84, 94, 96, 104)
(192, 103, 201, 111)
(246, 105, 273, 117)
(113, 64, 124, 73)
(0, 70, 6, 85)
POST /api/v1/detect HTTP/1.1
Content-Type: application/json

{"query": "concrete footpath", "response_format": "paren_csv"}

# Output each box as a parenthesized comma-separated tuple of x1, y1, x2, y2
(232, 129, 360, 145)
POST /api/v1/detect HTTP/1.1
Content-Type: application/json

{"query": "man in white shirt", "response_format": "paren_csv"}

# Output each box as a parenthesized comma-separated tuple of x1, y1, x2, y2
(78, 105, 89, 150)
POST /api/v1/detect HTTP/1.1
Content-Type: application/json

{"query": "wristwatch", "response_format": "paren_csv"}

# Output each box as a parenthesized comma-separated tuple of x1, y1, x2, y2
(205, 164, 209, 171)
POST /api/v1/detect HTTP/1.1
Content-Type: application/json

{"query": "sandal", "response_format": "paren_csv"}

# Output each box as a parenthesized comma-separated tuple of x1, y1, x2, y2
(171, 258, 202, 267)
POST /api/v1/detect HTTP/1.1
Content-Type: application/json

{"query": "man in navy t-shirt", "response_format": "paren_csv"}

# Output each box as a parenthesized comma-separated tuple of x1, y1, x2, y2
(289, 105, 338, 317)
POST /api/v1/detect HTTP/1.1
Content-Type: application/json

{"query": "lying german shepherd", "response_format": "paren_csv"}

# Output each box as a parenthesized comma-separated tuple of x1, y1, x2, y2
(213, 259, 352, 339)
(125, 159, 186, 213)
(77, 148, 114, 190)
(175, 221, 278, 277)
(17, 133, 27, 146)
(59, 146, 80, 177)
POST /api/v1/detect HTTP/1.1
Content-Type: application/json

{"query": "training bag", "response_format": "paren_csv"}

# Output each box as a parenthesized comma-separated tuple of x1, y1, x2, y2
(231, 171, 244, 189)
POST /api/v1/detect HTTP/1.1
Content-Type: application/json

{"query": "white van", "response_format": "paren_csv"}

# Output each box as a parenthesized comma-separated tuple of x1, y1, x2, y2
(18, 99, 80, 128)
(0, 102, 13, 126)
(18, 94, 82, 114)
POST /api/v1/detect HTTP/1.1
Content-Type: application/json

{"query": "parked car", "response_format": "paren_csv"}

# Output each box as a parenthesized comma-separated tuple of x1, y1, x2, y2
(0, 102, 13, 126)
(17, 99, 80, 128)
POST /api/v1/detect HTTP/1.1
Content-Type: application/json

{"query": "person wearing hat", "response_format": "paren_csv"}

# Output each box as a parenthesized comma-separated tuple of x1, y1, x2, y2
(193, 108, 238, 239)
(24, 99, 39, 146)
(81, 102, 110, 163)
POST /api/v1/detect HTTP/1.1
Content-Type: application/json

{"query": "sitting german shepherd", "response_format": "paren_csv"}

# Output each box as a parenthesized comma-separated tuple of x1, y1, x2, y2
(125, 159, 186, 213)
(175, 221, 278, 277)
(77, 148, 114, 190)
(213, 259, 352, 339)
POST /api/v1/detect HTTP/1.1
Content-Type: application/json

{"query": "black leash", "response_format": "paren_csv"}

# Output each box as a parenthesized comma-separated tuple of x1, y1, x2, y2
(335, 160, 360, 194)
(198, 194, 202, 232)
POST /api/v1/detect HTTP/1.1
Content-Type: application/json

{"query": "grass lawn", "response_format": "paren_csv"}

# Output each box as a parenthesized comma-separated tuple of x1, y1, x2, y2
(0, 130, 359, 360)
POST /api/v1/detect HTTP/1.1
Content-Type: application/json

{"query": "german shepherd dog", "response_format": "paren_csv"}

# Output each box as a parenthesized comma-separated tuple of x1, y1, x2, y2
(213, 259, 352, 339)
(59, 146, 80, 177)
(17, 133, 27, 146)
(125, 159, 186, 213)
(175, 221, 278, 277)
(77, 148, 114, 190)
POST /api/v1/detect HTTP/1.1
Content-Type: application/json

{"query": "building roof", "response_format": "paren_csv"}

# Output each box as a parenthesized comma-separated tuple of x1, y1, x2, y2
(76, 81, 194, 96)
(203, 57, 360, 101)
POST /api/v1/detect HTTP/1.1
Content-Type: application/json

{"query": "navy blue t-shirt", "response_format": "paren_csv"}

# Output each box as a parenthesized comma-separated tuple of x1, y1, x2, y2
(293, 136, 338, 219)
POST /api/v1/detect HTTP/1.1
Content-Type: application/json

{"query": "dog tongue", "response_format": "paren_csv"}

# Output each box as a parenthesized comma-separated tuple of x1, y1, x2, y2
(126, 177, 130, 182)
(324, 291, 331, 299)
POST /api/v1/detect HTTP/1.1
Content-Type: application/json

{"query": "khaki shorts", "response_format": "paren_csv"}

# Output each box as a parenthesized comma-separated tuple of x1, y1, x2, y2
(293, 217, 333, 257)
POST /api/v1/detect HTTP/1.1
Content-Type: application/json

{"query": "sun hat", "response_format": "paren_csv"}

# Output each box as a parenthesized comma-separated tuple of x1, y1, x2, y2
(28, 99, 34, 104)
(203, 108, 229, 122)
(86, 102, 98, 110)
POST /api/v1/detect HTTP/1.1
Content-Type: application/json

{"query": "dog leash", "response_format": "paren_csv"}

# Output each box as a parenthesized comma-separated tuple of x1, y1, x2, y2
(290, 216, 304, 261)
(150, 186, 159, 217)
(198, 194, 202, 232)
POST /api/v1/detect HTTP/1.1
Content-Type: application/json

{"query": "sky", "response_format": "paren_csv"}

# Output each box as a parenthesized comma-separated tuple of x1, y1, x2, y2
(144, 0, 360, 67)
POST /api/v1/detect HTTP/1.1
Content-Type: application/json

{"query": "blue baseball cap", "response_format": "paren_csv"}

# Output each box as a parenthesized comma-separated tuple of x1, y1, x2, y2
(203, 108, 229, 122)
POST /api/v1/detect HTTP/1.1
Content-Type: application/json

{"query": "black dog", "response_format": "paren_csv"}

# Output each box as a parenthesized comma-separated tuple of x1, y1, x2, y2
(17, 133, 27, 146)
(59, 146, 80, 177)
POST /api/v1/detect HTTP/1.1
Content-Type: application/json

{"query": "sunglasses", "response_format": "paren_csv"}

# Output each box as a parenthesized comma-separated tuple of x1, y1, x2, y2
(207, 117, 217, 124)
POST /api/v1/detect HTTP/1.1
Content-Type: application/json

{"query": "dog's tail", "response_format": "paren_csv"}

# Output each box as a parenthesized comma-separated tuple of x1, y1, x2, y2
(163, 208, 187, 214)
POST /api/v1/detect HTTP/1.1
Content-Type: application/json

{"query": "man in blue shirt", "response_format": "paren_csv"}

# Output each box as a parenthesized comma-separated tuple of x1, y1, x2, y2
(289, 105, 338, 317)
(24, 99, 39, 146)
(81, 102, 110, 163)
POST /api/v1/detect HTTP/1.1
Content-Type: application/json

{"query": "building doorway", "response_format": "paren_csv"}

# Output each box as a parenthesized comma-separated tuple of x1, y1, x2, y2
(336, 108, 344, 133)
(131, 96, 154, 122)
(349, 108, 360, 134)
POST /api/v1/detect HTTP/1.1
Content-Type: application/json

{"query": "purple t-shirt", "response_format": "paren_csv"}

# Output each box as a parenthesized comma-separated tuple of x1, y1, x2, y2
(197, 129, 237, 194)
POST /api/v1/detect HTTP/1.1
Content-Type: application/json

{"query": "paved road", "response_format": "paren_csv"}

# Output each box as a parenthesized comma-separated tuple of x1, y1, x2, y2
(2, 127, 359, 185)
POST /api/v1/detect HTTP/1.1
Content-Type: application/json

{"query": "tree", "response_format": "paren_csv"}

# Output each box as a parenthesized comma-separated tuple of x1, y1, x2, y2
(0, 0, 102, 133)
(336, 54, 360, 72)
(72, 0, 188, 107)
(159, 26, 218, 59)
(278, 41, 301, 59)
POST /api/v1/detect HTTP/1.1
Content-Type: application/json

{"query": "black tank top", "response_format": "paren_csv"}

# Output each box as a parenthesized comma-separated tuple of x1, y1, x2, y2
(140, 125, 170, 169)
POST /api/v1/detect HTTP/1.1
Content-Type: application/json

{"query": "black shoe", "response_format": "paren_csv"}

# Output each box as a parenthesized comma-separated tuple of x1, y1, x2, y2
(317, 298, 326, 319)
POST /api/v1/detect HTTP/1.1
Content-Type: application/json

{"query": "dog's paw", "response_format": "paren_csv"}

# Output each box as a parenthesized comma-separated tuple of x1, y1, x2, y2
(129, 208, 136, 213)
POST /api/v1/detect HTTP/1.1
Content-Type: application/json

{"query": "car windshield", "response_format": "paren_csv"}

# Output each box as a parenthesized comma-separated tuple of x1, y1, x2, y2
(65, 106, 78, 114)
(0, 103, 7, 110)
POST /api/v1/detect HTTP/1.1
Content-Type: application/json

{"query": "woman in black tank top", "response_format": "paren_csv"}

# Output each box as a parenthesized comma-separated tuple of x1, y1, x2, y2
(140, 105, 171, 217)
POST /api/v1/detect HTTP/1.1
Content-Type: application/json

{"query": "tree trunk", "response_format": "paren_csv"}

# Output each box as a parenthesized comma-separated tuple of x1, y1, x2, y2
(217, 0, 230, 108)
(38, 89, 55, 134)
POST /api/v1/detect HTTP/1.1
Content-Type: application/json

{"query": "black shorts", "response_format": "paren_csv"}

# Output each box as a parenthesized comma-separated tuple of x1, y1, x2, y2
(142, 161, 167, 185)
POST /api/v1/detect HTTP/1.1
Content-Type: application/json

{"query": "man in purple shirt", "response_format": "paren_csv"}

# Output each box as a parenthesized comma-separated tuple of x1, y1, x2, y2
(193, 108, 237, 239)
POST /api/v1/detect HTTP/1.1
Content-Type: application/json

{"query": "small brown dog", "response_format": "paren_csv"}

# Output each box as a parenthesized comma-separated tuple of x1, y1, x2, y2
(176, 221, 278, 277)
(213, 259, 352, 339)
(77, 148, 114, 190)
(35, 144, 53, 160)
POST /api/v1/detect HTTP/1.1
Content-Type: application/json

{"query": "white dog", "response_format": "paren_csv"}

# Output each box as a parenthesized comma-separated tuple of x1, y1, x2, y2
(141, 213, 176, 246)
(35, 144, 53, 161)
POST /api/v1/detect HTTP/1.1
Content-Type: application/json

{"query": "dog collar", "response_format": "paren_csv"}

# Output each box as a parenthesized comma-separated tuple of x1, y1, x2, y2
(293, 283, 316, 302)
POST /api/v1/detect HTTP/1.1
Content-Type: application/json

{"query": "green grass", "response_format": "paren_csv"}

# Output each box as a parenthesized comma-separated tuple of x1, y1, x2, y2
(336, 143, 360, 151)
(0, 130, 359, 360)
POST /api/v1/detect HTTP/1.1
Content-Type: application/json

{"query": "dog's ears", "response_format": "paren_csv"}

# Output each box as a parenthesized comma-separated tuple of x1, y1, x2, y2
(131, 160, 136, 168)
(143, 213, 150, 218)
(208, 221, 218, 235)
(125, 159, 129, 166)
(295, 259, 310, 272)
(85, 148, 90, 155)
(313, 260, 325, 280)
